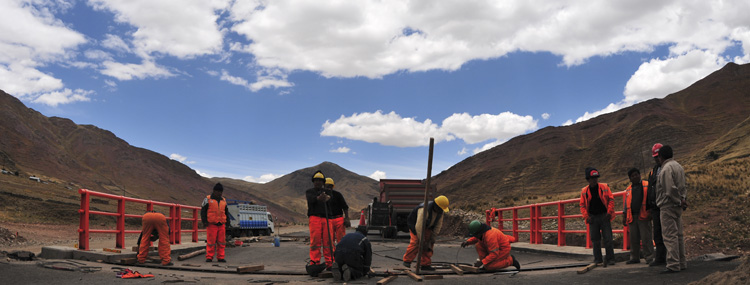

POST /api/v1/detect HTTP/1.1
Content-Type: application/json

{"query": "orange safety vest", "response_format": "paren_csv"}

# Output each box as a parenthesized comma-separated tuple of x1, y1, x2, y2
(579, 183, 615, 222)
(206, 195, 227, 224)
(625, 181, 650, 224)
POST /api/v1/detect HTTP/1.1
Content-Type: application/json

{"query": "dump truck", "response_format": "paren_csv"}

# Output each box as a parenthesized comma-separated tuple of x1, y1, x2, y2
(359, 179, 436, 238)
(226, 200, 275, 237)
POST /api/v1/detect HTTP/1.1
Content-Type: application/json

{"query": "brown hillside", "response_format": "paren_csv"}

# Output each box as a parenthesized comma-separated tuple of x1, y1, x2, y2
(433, 62, 750, 209)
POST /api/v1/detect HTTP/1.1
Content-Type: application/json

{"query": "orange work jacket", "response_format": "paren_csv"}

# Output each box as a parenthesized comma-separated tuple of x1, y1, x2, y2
(466, 227, 516, 268)
(206, 195, 227, 224)
(624, 181, 650, 224)
(579, 183, 615, 223)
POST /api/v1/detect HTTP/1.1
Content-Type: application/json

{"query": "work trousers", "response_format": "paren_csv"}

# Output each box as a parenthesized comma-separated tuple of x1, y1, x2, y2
(334, 249, 366, 280)
(331, 217, 346, 244)
(651, 208, 667, 263)
(475, 241, 513, 270)
(309, 216, 335, 266)
(589, 214, 614, 263)
(206, 224, 226, 260)
(403, 230, 433, 266)
(628, 218, 654, 262)
(137, 212, 171, 265)
(660, 206, 686, 271)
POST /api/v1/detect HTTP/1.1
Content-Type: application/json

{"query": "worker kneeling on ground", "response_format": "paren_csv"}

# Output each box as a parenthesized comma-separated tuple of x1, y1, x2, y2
(461, 220, 520, 271)
(402, 195, 449, 271)
(137, 211, 172, 266)
(331, 226, 372, 282)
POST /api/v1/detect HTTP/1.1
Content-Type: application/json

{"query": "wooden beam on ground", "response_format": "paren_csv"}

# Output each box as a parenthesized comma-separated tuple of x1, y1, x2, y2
(377, 276, 397, 285)
(178, 249, 206, 261)
(458, 265, 479, 273)
(317, 272, 333, 278)
(103, 248, 121, 253)
(404, 270, 423, 282)
(120, 257, 136, 264)
(423, 275, 443, 280)
(237, 265, 264, 273)
(450, 264, 464, 275)
(576, 263, 597, 274)
(181, 264, 202, 267)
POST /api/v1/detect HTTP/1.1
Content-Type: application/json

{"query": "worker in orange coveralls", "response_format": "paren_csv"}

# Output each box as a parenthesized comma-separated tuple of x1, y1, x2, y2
(201, 182, 230, 262)
(461, 220, 520, 271)
(136, 211, 172, 266)
(325, 177, 351, 244)
(305, 170, 336, 268)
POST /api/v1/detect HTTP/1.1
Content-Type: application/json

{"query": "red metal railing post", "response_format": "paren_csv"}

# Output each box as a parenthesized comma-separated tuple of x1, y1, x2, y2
(485, 209, 492, 226)
(558, 202, 565, 246)
(529, 206, 536, 244)
(175, 205, 182, 245)
(586, 222, 592, 248)
(147, 201, 154, 212)
(168, 204, 175, 244)
(78, 189, 90, 251)
(116, 197, 125, 249)
(497, 210, 504, 232)
(536, 205, 543, 244)
(512, 208, 518, 241)
(621, 193, 629, 250)
(192, 208, 199, 243)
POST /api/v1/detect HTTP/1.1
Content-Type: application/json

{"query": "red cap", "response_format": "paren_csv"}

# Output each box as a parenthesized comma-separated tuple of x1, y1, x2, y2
(652, 143, 663, 157)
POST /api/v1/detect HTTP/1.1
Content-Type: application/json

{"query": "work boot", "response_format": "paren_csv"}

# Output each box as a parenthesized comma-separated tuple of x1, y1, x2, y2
(331, 262, 342, 281)
(512, 255, 521, 271)
(218, 259, 226, 263)
(342, 264, 351, 282)
(626, 260, 640, 264)
(403, 261, 411, 268)
(420, 265, 435, 271)
(649, 260, 666, 267)
(205, 258, 212, 262)
(162, 262, 174, 266)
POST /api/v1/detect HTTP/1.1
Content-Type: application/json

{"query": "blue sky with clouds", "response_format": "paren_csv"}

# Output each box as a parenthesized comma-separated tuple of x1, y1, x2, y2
(2, 0, 748, 183)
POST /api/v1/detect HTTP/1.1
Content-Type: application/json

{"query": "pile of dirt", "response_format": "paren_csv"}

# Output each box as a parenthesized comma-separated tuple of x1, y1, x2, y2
(438, 209, 484, 237)
(689, 256, 749, 285)
(0, 227, 27, 247)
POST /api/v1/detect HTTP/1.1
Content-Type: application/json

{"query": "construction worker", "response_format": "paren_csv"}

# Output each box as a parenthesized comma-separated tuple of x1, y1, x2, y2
(622, 168, 653, 264)
(579, 167, 616, 266)
(325, 177, 351, 244)
(305, 170, 335, 269)
(461, 220, 520, 271)
(645, 143, 667, 267)
(655, 145, 688, 273)
(201, 183, 230, 263)
(331, 226, 372, 281)
(136, 211, 172, 266)
(402, 195, 449, 271)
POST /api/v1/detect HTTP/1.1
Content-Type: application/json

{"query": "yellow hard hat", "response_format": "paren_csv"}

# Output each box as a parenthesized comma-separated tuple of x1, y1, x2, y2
(434, 195, 449, 212)
(311, 171, 325, 182)
(325, 178, 335, 187)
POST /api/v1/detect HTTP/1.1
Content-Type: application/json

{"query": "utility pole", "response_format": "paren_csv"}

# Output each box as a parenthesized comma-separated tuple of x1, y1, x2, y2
(416, 138, 434, 275)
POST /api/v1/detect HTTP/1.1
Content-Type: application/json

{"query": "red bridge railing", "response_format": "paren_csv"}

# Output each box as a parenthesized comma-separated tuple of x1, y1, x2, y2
(486, 191, 630, 250)
(78, 189, 205, 251)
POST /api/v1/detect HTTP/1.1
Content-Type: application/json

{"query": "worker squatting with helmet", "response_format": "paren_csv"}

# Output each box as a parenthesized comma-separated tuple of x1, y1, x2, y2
(580, 167, 616, 266)
(325, 177, 351, 244)
(402, 195, 450, 271)
(201, 183, 230, 262)
(461, 220, 520, 271)
(137, 211, 172, 266)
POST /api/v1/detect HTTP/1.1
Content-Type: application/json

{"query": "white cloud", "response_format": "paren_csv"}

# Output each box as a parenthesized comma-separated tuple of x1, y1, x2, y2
(101, 60, 174, 80)
(218, 69, 252, 89)
(441, 112, 537, 144)
(196, 169, 212, 178)
(244, 173, 282, 184)
(32, 88, 93, 107)
(473, 140, 504, 155)
(330, 147, 351, 153)
(170, 153, 187, 162)
(101, 34, 131, 54)
(541, 113, 550, 120)
(457, 148, 468, 155)
(369, 170, 386, 181)
(84, 49, 113, 61)
(0, 63, 64, 96)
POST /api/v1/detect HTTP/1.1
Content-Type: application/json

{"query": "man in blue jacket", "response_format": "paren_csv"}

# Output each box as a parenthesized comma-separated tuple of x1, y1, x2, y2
(331, 227, 372, 281)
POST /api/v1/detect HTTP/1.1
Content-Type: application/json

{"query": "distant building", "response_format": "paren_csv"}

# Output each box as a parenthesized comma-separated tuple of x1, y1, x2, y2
(29, 176, 41, 182)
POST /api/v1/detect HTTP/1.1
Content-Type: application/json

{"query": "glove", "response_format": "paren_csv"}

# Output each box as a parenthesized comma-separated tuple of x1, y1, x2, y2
(473, 260, 483, 267)
(460, 241, 469, 248)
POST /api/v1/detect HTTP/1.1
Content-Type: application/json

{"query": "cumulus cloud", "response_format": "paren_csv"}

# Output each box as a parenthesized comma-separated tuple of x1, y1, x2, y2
(196, 169, 212, 178)
(330, 147, 351, 153)
(369, 170, 387, 181)
(32, 89, 93, 107)
(541, 113, 550, 120)
(244, 173, 282, 184)
(169, 153, 195, 164)
(101, 60, 174, 80)
(321, 110, 537, 148)
(101, 34, 131, 54)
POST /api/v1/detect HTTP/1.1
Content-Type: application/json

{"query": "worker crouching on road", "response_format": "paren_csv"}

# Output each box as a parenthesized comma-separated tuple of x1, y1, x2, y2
(325, 177, 351, 244)
(137, 211, 172, 266)
(305, 171, 336, 269)
(580, 167, 616, 267)
(201, 183, 230, 263)
(623, 168, 654, 264)
(402, 195, 449, 271)
(331, 226, 372, 282)
(461, 220, 520, 271)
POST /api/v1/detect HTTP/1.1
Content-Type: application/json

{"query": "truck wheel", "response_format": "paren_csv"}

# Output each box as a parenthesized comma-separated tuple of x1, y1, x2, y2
(264, 229, 270, 236)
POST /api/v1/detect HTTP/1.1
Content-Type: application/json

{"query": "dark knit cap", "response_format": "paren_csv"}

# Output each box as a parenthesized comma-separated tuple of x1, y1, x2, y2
(213, 183, 223, 191)
(584, 167, 600, 180)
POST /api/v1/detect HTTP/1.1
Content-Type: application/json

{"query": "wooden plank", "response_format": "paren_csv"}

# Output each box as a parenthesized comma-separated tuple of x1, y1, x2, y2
(450, 264, 464, 275)
(178, 249, 206, 261)
(376, 276, 397, 285)
(120, 257, 137, 264)
(423, 275, 443, 280)
(404, 270, 423, 282)
(237, 265, 264, 273)
(576, 263, 597, 274)
(458, 265, 479, 273)
(317, 272, 333, 278)
(103, 248, 121, 253)
(181, 264, 202, 267)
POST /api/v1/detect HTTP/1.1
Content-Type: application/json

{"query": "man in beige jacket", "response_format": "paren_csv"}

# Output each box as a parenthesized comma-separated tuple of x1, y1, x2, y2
(655, 145, 688, 273)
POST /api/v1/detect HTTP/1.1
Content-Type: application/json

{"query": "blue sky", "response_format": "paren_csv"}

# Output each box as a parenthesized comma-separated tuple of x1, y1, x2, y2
(1, 0, 748, 183)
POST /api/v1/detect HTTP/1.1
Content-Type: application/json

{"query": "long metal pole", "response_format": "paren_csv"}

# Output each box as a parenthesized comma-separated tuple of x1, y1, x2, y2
(416, 138, 434, 275)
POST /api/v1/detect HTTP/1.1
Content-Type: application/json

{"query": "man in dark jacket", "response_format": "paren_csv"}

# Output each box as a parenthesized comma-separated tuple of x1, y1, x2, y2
(331, 227, 372, 281)
(402, 195, 449, 271)
(305, 170, 335, 268)
(645, 143, 667, 266)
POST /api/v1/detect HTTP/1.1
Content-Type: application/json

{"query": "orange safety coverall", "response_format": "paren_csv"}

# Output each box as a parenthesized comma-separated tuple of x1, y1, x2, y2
(205, 195, 227, 260)
(308, 215, 335, 266)
(331, 216, 346, 244)
(403, 230, 434, 266)
(137, 212, 171, 265)
(465, 227, 516, 270)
